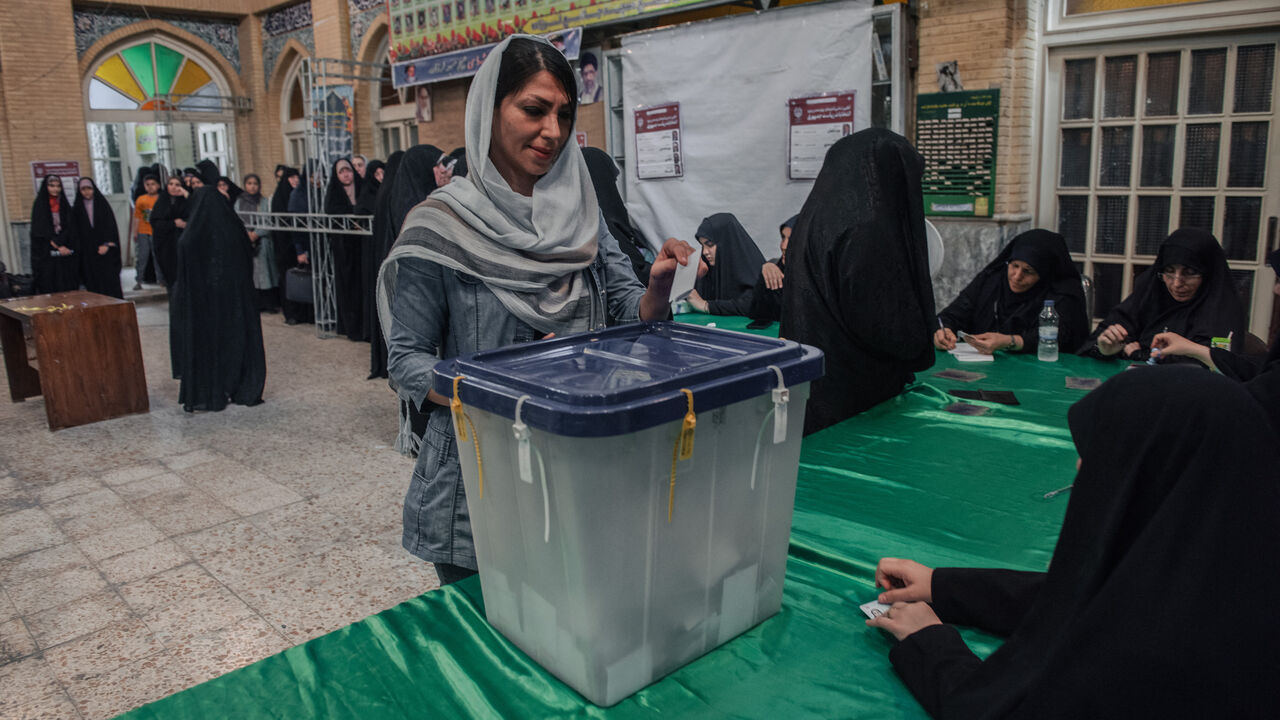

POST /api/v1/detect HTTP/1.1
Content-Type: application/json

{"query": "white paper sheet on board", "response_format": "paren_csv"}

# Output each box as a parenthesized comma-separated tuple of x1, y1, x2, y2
(668, 237, 703, 303)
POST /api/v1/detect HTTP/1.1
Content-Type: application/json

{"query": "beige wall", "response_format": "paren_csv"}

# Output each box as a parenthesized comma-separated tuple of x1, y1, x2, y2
(0, 0, 92, 222)
(916, 0, 1038, 218)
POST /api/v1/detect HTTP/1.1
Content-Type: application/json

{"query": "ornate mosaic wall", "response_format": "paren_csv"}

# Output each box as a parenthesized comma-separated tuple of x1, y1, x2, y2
(263, 3, 315, 84)
(73, 8, 241, 73)
(350, 0, 387, 61)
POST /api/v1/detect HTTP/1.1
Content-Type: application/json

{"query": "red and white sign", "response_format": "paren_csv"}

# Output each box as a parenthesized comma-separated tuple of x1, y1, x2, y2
(634, 102, 682, 180)
(30, 161, 81, 201)
(575, 131, 588, 148)
(787, 93, 855, 180)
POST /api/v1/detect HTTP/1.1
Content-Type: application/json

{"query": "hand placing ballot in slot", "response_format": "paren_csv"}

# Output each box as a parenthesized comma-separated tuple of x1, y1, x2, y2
(666, 236, 704, 305)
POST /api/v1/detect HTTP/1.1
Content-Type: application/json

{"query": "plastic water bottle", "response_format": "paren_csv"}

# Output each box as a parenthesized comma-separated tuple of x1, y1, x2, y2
(1038, 300, 1059, 362)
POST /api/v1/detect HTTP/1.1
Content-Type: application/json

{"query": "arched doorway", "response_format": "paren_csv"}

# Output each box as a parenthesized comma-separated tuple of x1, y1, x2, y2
(367, 32, 419, 157)
(83, 34, 237, 259)
(280, 55, 309, 168)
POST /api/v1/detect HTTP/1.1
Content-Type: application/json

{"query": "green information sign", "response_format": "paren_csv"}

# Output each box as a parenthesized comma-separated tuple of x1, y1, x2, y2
(916, 89, 999, 217)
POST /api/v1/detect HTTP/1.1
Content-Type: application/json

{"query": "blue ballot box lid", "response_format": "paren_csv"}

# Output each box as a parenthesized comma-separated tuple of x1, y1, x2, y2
(432, 321, 824, 437)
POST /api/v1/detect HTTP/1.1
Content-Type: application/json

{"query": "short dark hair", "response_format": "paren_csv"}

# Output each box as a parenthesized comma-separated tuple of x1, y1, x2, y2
(494, 37, 578, 122)
(579, 52, 598, 71)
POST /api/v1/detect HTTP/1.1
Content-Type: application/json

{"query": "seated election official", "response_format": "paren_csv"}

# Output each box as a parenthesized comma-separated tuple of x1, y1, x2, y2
(747, 214, 797, 323)
(934, 229, 1087, 355)
(686, 213, 766, 316)
(1080, 228, 1244, 361)
(864, 366, 1280, 719)
(1151, 248, 1280, 432)
(780, 129, 936, 434)
(378, 35, 701, 586)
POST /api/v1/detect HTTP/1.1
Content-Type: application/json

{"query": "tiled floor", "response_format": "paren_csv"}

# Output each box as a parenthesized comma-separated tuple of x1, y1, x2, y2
(0, 299, 436, 719)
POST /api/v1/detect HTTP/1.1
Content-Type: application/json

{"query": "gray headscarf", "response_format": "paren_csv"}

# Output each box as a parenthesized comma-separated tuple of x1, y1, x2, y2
(378, 34, 601, 337)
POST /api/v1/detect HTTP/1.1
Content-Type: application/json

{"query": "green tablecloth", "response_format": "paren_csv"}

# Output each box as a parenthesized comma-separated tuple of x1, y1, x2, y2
(120, 347, 1123, 720)
(673, 312, 781, 337)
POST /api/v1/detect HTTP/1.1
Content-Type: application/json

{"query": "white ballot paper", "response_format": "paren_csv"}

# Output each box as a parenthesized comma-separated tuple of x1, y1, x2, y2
(668, 237, 703, 303)
(949, 342, 995, 363)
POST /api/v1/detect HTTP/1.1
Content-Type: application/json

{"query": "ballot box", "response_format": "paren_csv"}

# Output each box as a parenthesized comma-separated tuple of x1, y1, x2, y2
(433, 321, 823, 706)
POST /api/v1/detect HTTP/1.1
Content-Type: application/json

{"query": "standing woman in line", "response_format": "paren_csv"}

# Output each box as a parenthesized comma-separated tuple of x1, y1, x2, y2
(324, 157, 365, 340)
(378, 35, 701, 585)
(149, 175, 190, 290)
(29, 175, 79, 294)
(376, 145, 443, 451)
(236, 174, 279, 312)
(366, 149, 408, 381)
(72, 177, 123, 298)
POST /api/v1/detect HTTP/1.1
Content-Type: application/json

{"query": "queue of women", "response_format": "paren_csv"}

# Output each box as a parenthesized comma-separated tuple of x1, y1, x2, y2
(22, 31, 1276, 715)
(373, 35, 1276, 715)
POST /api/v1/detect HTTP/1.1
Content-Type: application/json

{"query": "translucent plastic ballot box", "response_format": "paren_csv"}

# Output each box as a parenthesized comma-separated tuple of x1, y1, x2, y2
(431, 321, 824, 706)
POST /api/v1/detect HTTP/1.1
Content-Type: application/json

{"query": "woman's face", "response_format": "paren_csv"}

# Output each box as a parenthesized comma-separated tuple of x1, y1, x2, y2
(188, 176, 204, 189)
(79, 181, 95, 200)
(167, 178, 184, 196)
(1160, 264, 1203, 303)
(352, 157, 366, 177)
(489, 70, 572, 195)
(1006, 259, 1041, 294)
(700, 239, 717, 267)
(245, 176, 260, 195)
(336, 161, 355, 186)
(779, 226, 791, 255)
(46, 177, 62, 196)
(374, 167, 385, 183)
(217, 179, 230, 197)
(288, 174, 300, 189)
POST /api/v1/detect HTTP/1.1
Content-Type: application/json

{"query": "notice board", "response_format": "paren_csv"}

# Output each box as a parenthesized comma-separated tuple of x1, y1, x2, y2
(916, 90, 999, 217)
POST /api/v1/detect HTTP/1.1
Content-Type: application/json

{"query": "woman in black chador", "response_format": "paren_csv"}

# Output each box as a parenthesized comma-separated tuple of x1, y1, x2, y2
(865, 366, 1280, 719)
(747, 214, 798, 323)
(30, 175, 79, 294)
(935, 229, 1088, 355)
(72, 177, 122, 298)
(374, 144, 444, 453)
(323, 157, 365, 340)
(1080, 228, 1245, 361)
(169, 186, 266, 412)
(582, 147, 652, 285)
(686, 212, 766, 316)
(366, 150, 407, 379)
(780, 129, 937, 434)
(148, 175, 190, 289)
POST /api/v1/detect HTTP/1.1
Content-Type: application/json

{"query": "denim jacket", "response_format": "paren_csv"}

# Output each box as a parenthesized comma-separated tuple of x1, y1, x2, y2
(387, 213, 647, 568)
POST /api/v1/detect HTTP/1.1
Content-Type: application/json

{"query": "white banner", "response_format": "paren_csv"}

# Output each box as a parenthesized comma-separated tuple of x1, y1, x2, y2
(620, 0, 873, 257)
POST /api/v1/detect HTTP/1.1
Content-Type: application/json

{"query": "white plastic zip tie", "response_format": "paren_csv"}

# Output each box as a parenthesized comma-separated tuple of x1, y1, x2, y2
(768, 365, 789, 445)
(512, 395, 550, 542)
(513, 395, 534, 484)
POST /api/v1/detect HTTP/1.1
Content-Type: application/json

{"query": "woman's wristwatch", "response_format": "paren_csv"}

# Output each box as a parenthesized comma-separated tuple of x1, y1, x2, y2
(1007, 335, 1019, 351)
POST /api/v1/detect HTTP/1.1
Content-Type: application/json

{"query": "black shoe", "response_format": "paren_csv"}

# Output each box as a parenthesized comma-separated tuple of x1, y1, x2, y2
(285, 318, 300, 325)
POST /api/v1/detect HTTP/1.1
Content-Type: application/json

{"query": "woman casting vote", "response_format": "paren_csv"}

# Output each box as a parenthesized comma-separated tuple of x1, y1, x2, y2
(378, 35, 701, 586)
(934, 230, 1087, 355)
(866, 367, 1280, 718)
(1080, 228, 1244, 361)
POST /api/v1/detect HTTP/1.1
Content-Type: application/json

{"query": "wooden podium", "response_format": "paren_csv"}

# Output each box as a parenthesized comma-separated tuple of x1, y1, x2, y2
(0, 291, 149, 430)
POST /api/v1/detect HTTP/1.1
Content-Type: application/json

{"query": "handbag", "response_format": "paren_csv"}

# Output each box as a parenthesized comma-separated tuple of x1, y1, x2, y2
(285, 265, 314, 304)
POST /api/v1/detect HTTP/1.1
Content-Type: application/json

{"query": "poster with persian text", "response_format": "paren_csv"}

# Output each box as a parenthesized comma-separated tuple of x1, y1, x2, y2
(787, 93, 855, 180)
(634, 103, 682, 180)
